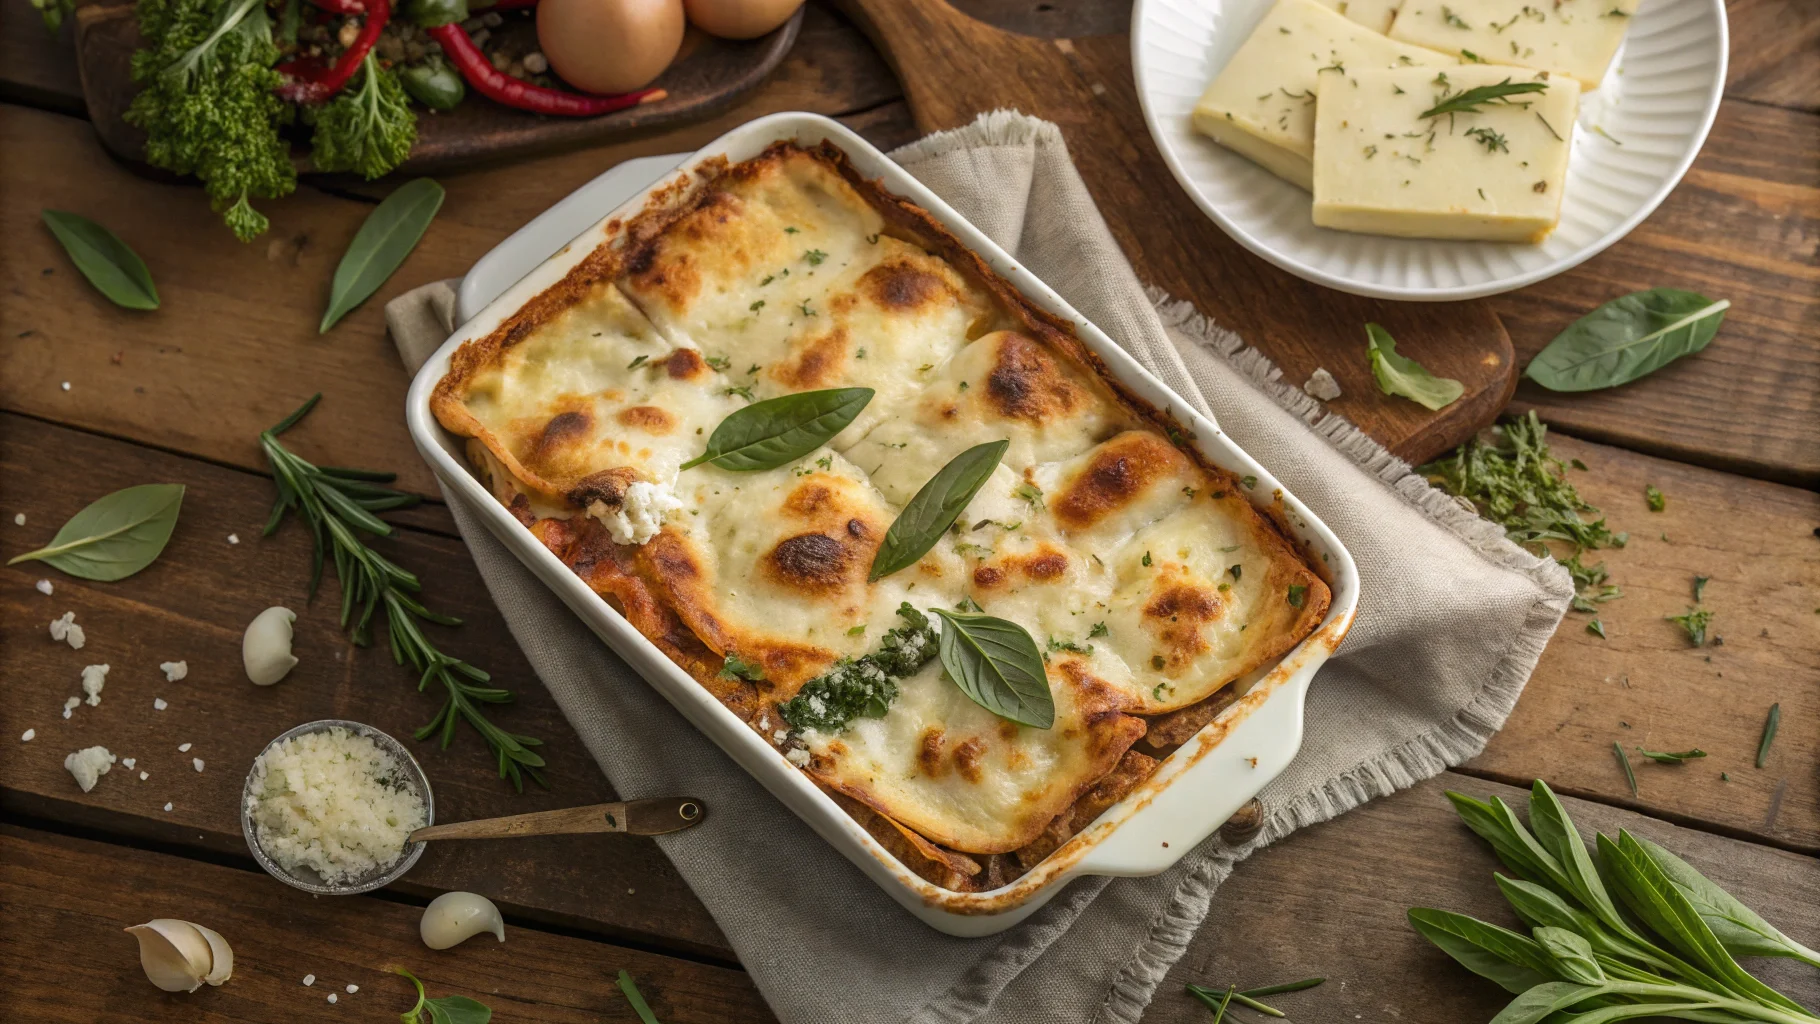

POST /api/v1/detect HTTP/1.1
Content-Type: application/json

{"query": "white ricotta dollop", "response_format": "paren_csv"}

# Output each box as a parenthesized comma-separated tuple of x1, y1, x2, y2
(160, 660, 189, 682)
(588, 481, 683, 546)
(49, 611, 85, 649)
(81, 663, 110, 706)
(64, 745, 116, 792)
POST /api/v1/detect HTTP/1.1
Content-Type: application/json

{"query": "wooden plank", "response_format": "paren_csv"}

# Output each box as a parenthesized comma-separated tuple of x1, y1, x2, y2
(1723, 0, 1820, 113)
(0, 412, 732, 957)
(1463, 431, 1820, 853)
(0, 0, 83, 114)
(0, 824, 774, 1023)
(1494, 100, 1820, 487)
(1141, 771, 1820, 1022)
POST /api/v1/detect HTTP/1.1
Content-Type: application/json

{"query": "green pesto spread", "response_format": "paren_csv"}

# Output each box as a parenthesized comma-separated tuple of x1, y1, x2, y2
(777, 603, 937, 733)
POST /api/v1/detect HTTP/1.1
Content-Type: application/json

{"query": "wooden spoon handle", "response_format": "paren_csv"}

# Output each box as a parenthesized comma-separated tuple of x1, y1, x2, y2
(407, 798, 705, 842)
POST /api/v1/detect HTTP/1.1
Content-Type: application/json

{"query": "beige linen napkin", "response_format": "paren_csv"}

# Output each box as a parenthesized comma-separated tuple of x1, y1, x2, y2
(386, 111, 1571, 1024)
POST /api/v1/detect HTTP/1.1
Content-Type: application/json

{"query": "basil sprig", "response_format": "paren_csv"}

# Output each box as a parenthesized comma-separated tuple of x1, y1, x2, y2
(1410, 780, 1820, 1024)
(8, 483, 184, 580)
(1366, 323, 1463, 411)
(42, 210, 160, 310)
(682, 387, 874, 471)
(1525, 289, 1729, 392)
(869, 440, 1008, 581)
(931, 607, 1053, 729)
(321, 178, 444, 332)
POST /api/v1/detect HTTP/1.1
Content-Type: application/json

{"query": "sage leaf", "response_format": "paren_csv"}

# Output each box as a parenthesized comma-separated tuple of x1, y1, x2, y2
(1405, 908, 1556, 994)
(870, 440, 1008, 581)
(931, 608, 1053, 728)
(1484, 981, 1611, 1024)
(1366, 323, 1463, 411)
(1525, 289, 1729, 392)
(1533, 927, 1605, 985)
(320, 177, 444, 332)
(42, 210, 160, 310)
(1630, 833, 1820, 968)
(681, 387, 873, 472)
(7, 483, 184, 580)
(1757, 703, 1779, 769)
(616, 971, 662, 1024)
(1527, 781, 1629, 938)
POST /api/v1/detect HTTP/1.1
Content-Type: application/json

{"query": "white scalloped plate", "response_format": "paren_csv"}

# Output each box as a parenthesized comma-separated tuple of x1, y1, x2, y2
(1131, 0, 1727, 300)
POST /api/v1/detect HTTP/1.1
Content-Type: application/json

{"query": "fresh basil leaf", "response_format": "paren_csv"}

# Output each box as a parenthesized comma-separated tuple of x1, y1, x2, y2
(1405, 908, 1557, 994)
(1533, 927, 1605, 985)
(426, 996, 491, 1024)
(7, 483, 184, 580)
(1630, 833, 1820, 968)
(320, 177, 444, 332)
(1525, 289, 1729, 392)
(42, 209, 160, 310)
(1366, 323, 1463, 411)
(617, 970, 662, 1024)
(931, 608, 1053, 728)
(870, 440, 1008, 581)
(681, 388, 874, 472)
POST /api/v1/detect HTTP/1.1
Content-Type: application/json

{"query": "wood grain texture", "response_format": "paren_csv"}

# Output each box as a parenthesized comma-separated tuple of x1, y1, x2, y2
(1139, 772, 1820, 1022)
(0, 825, 774, 1023)
(836, 0, 1518, 468)
(0, 412, 731, 958)
(1465, 432, 1820, 853)
(1723, 0, 1820, 112)
(0, 0, 83, 114)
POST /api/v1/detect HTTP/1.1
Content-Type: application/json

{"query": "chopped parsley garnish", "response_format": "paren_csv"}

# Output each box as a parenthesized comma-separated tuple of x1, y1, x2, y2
(1013, 481, 1045, 510)
(1442, 5, 1470, 27)
(749, 300, 766, 312)
(847, 625, 867, 636)
(856, 347, 867, 359)
(1465, 126, 1508, 153)
(1241, 475, 1259, 489)
(1586, 618, 1607, 639)
(1693, 575, 1709, 602)
(1645, 484, 1665, 511)
(1047, 636, 1094, 657)
(777, 605, 938, 733)
(816, 455, 833, 471)
(1287, 584, 1308, 608)
(956, 596, 984, 613)
(1666, 607, 1713, 647)
(1461, 49, 1485, 63)
(720, 652, 765, 681)
(799, 300, 816, 317)
(705, 354, 732, 371)
(1088, 622, 1109, 639)
(723, 385, 755, 402)
(747, 364, 761, 375)
(783, 226, 800, 234)
(803, 249, 827, 266)
(1227, 564, 1242, 582)
(1141, 550, 1153, 567)
(626, 354, 649, 370)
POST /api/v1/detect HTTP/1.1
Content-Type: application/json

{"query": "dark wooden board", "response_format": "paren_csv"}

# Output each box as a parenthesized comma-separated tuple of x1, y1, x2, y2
(70, 0, 804, 177)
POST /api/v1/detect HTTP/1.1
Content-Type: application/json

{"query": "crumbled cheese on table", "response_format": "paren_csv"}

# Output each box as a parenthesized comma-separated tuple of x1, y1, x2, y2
(247, 727, 427, 885)
(49, 611, 85, 649)
(154, 698, 169, 711)
(81, 664, 109, 706)
(35, 579, 52, 595)
(122, 757, 136, 769)
(178, 742, 192, 752)
(63, 745, 115, 792)
(62, 696, 80, 718)
(193, 757, 205, 772)
(227, 533, 240, 545)
(160, 660, 188, 682)
(1304, 368, 1342, 401)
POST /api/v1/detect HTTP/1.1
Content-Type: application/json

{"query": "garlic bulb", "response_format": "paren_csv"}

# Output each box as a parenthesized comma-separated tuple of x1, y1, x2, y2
(243, 606, 298, 686)
(420, 891, 505, 949)
(125, 919, 233, 992)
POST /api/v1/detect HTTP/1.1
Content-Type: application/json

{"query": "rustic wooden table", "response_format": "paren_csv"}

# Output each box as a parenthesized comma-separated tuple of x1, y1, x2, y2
(1, 1, 1815, 1021)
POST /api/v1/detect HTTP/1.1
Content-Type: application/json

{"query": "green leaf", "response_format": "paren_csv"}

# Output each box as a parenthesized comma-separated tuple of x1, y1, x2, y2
(870, 440, 1008, 581)
(1636, 748, 1706, 764)
(1366, 323, 1463, 411)
(320, 177, 444, 332)
(930, 608, 1053, 728)
(41, 210, 160, 310)
(1446, 790, 1556, 884)
(617, 970, 662, 1024)
(1630, 833, 1820, 969)
(309, 52, 418, 180)
(1525, 289, 1729, 392)
(681, 388, 874, 472)
(425, 996, 491, 1024)
(1407, 908, 1558, 994)
(1484, 982, 1614, 1024)
(8, 483, 184, 580)
(1757, 703, 1779, 769)
(1534, 926, 1606, 985)
(1528, 781, 1629, 937)
(1420, 78, 1550, 119)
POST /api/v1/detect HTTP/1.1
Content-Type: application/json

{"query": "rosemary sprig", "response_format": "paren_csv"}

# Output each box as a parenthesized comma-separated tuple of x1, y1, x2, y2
(1421, 79, 1549, 119)
(258, 394, 547, 791)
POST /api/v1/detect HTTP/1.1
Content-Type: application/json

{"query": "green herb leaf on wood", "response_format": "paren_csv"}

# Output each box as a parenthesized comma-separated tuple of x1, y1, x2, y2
(320, 178, 444, 332)
(1645, 484, 1666, 512)
(1665, 607, 1712, 647)
(1524, 289, 1729, 392)
(1629, 832, 1820, 968)
(396, 968, 492, 1024)
(1366, 323, 1464, 411)
(41, 210, 160, 310)
(8, 483, 184, 580)
(681, 388, 874, 472)
(1613, 742, 1637, 796)
(870, 440, 1008, 581)
(1405, 908, 1558, 994)
(931, 608, 1053, 728)
(1756, 703, 1779, 769)
(616, 971, 662, 1024)
(1636, 748, 1705, 764)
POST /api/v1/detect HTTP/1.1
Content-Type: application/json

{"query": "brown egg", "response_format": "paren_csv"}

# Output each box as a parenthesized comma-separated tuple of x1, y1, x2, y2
(538, 0, 685, 95)
(683, 0, 802, 39)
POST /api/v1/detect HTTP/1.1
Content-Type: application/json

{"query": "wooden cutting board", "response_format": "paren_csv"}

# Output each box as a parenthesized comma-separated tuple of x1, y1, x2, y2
(839, 0, 1516, 465)
(71, 0, 802, 173)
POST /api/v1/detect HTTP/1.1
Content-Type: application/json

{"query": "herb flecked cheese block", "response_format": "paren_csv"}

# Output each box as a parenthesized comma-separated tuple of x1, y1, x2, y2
(1191, 0, 1448, 191)
(1312, 65, 1580, 243)
(1389, 0, 1641, 90)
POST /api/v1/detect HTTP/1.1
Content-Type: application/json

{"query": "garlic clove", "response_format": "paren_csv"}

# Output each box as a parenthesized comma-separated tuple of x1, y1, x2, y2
(243, 606, 298, 686)
(192, 923, 234, 985)
(126, 919, 213, 993)
(420, 891, 506, 950)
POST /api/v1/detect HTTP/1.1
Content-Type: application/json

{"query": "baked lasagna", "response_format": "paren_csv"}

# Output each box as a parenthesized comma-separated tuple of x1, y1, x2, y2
(432, 141, 1331, 891)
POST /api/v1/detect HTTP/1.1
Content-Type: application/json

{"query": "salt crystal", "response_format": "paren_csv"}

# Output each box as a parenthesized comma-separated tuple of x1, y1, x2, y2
(178, 742, 192, 752)
(327, 993, 338, 1004)
(303, 975, 316, 987)
(160, 660, 188, 682)
(153, 698, 169, 711)
(122, 757, 136, 769)
(35, 579, 52, 595)
(227, 533, 240, 545)
(192, 757, 205, 772)
(60, 381, 70, 391)
(163, 802, 173, 811)
(12, 513, 23, 526)
(139, 771, 149, 780)
(346, 984, 359, 994)
(20, 729, 35, 742)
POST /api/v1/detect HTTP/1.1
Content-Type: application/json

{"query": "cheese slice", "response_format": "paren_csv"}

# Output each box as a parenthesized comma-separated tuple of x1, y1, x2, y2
(1389, 0, 1639, 90)
(1312, 65, 1578, 243)
(1314, 0, 1405, 34)
(1192, 0, 1446, 191)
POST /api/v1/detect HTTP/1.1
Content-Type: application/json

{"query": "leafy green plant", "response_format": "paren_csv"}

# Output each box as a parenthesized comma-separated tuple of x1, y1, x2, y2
(1525, 289, 1729, 392)
(258, 394, 546, 790)
(1411, 780, 1820, 1023)
(931, 608, 1053, 728)
(309, 52, 418, 180)
(41, 211, 160, 310)
(395, 968, 491, 1024)
(321, 178, 444, 332)
(681, 388, 874, 471)
(870, 440, 1008, 581)
(9, 483, 185, 580)
(1366, 323, 1464, 411)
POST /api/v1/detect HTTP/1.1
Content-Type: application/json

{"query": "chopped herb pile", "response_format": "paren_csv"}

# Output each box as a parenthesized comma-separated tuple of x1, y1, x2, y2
(777, 604, 938, 733)
(1645, 483, 1666, 511)
(1666, 606, 1713, 647)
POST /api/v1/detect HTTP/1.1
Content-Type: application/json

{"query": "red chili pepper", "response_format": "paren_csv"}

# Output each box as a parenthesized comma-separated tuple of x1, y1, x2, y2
(427, 22, 666, 116)
(277, 0, 391, 104)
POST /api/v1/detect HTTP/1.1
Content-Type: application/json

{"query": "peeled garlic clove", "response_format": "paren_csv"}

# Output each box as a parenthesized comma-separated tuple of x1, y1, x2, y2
(243, 606, 298, 686)
(126, 919, 213, 993)
(192, 923, 234, 985)
(420, 891, 505, 950)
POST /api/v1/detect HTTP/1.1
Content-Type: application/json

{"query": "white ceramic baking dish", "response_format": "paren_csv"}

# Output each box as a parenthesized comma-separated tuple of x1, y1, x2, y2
(404, 111, 1359, 937)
